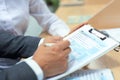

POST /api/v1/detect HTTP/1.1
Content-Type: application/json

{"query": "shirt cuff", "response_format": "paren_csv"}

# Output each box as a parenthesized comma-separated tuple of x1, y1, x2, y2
(24, 58, 44, 80)
(38, 38, 45, 46)
(48, 20, 70, 37)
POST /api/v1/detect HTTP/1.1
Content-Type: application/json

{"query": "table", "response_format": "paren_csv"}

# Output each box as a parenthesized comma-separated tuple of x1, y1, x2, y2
(56, 0, 111, 29)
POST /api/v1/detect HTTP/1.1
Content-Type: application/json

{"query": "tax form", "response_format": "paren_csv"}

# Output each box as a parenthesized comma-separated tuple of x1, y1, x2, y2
(47, 25, 119, 80)
(60, 69, 114, 80)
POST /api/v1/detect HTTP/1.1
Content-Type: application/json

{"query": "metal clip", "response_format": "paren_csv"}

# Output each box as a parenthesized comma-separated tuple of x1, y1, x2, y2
(114, 44, 120, 52)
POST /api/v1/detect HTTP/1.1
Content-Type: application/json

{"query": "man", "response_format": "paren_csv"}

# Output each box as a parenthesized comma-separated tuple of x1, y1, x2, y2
(0, 30, 64, 68)
(0, 30, 71, 80)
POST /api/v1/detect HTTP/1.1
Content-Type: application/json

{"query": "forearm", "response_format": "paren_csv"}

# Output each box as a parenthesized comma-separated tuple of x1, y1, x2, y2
(0, 30, 41, 59)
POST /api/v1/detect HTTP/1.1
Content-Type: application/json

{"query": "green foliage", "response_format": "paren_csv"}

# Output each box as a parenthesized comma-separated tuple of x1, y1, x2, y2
(45, 0, 59, 12)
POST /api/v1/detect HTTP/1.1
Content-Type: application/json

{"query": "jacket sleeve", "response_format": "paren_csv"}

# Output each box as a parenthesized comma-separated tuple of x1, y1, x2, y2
(0, 30, 41, 59)
(0, 62, 38, 80)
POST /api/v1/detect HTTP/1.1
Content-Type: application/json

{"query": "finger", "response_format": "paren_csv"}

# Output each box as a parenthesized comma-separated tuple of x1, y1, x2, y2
(54, 36, 63, 41)
(56, 40, 70, 50)
(53, 36, 63, 42)
(61, 47, 71, 58)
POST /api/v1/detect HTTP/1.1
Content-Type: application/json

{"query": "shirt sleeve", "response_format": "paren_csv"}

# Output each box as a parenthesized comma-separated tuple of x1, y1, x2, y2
(38, 38, 44, 46)
(29, 0, 70, 37)
(23, 38, 45, 80)
(24, 58, 44, 80)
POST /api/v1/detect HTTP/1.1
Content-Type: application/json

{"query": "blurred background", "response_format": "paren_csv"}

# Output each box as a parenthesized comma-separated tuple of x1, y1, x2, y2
(44, 0, 60, 12)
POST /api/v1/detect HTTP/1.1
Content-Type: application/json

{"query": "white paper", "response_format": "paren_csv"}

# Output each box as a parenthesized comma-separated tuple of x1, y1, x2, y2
(60, 69, 114, 80)
(47, 25, 119, 80)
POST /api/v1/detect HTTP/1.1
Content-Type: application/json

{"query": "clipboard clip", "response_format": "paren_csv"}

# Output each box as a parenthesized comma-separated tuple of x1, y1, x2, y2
(100, 31, 120, 52)
(89, 28, 108, 40)
(89, 28, 120, 52)
(114, 44, 120, 52)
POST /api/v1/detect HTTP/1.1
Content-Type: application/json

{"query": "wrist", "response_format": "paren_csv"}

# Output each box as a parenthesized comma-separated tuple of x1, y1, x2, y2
(24, 58, 44, 80)
(32, 57, 47, 77)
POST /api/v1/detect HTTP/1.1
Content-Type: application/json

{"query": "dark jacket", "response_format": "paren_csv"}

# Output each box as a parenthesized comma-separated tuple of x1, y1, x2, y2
(0, 30, 41, 80)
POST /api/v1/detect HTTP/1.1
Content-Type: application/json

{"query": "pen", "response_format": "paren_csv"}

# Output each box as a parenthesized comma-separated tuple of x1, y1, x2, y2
(44, 43, 55, 47)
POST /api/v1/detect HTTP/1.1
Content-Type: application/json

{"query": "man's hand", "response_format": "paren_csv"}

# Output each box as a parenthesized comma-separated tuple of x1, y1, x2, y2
(32, 40, 71, 78)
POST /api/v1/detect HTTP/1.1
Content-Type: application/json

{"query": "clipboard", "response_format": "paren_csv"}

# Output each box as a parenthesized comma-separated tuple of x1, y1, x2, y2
(88, 0, 120, 29)
(47, 24, 119, 80)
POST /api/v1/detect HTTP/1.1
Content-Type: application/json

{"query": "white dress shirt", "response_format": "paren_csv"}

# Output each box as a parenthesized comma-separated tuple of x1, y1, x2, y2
(24, 57, 44, 80)
(23, 38, 51, 80)
(0, 0, 70, 36)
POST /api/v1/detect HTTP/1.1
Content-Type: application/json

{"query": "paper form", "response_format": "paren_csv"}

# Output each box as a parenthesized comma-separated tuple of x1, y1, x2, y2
(47, 25, 119, 80)
(60, 69, 114, 80)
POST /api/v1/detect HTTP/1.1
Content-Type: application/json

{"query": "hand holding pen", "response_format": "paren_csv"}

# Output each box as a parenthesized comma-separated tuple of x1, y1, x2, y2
(33, 36, 71, 78)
